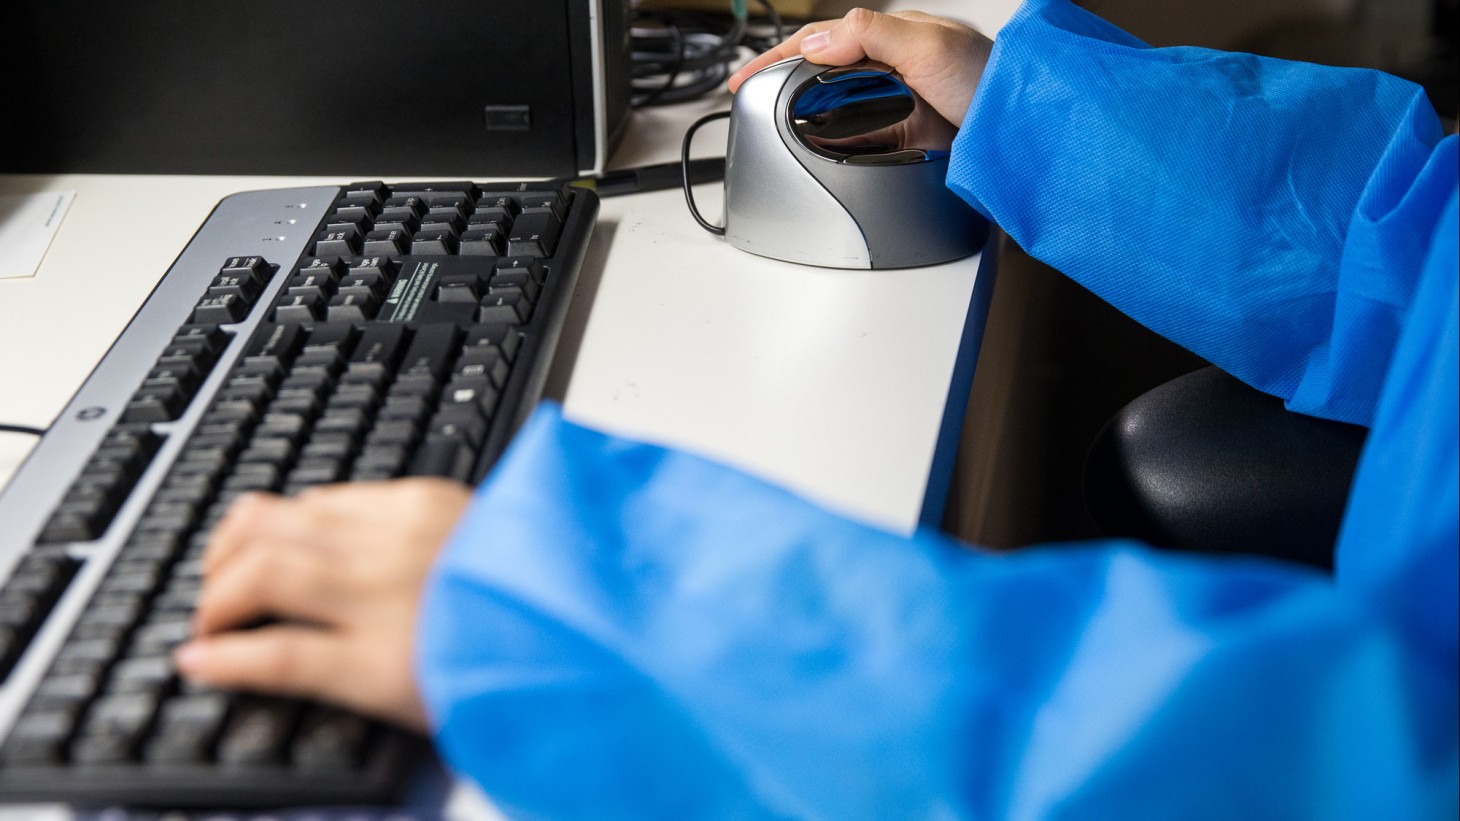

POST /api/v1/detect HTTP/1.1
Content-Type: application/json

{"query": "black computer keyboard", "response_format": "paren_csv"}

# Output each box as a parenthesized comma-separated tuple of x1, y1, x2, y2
(0, 179, 598, 808)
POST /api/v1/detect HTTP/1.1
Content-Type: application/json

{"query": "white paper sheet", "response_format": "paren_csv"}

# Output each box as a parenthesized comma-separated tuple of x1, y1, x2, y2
(0, 191, 75, 280)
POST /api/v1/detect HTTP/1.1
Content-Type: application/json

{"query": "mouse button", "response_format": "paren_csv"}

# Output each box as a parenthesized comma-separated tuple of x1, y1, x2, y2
(790, 73, 915, 145)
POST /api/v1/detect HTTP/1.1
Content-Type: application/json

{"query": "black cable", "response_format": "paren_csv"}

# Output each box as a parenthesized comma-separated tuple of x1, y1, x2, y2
(682, 111, 732, 236)
(756, 0, 785, 44)
(630, 10, 687, 107)
(640, 17, 744, 106)
(0, 424, 46, 437)
(629, 1, 786, 108)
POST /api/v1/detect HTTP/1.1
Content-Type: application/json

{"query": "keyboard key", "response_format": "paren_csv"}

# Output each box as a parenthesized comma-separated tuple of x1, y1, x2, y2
(465, 323, 522, 361)
(191, 294, 251, 325)
(381, 196, 427, 217)
(108, 656, 175, 695)
(0, 555, 81, 678)
(349, 255, 399, 279)
(122, 385, 187, 423)
(341, 181, 387, 206)
(409, 435, 475, 482)
(145, 693, 230, 764)
(73, 692, 162, 763)
(392, 182, 480, 201)
(505, 210, 563, 257)
(1, 711, 78, 765)
(421, 212, 466, 234)
(208, 272, 263, 302)
(220, 256, 272, 281)
(274, 292, 325, 323)
(314, 228, 361, 258)
(292, 706, 371, 772)
(456, 346, 511, 387)
(494, 255, 545, 284)
(327, 291, 379, 322)
(441, 377, 500, 418)
(409, 230, 459, 255)
(363, 228, 411, 256)
(290, 262, 342, 291)
(436, 279, 480, 303)
(399, 325, 462, 383)
(216, 697, 299, 766)
(488, 270, 541, 302)
(33, 674, 101, 707)
(476, 290, 533, 324)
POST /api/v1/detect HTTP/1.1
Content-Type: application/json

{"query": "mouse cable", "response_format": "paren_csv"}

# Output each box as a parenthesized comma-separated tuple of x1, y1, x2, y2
(560, 156, 725, 198)
(681, 110, 733, 235)
(0, 423, 46, 437)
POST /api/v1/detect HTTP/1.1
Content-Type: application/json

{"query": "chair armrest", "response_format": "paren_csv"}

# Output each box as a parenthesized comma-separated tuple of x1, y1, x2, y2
(1083, 366, 1366, 569)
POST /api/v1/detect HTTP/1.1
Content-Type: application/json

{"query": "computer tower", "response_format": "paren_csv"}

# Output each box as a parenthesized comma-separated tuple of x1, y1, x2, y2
(0, 1, 631, 177)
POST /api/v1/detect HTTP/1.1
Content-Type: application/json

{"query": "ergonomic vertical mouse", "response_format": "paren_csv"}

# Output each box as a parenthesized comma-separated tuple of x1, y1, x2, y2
(719, 58, 987, 269)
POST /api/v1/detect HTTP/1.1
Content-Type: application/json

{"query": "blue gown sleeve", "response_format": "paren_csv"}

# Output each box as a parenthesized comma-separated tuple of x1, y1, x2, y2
(945, 0, 1447, 426)
(417, 405, 1456, 820)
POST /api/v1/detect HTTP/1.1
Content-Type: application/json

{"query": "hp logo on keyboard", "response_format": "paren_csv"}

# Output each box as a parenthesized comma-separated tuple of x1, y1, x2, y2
(76, 406, 107, 421)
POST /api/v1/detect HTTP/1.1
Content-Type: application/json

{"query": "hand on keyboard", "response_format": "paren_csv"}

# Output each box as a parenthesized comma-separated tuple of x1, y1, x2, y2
(175, 479, 472, 732)
(0, 181, 597, 806)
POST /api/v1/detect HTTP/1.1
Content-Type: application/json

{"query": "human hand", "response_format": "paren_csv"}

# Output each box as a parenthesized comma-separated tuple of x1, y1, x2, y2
(174, 479, 473, 733)
(728, 9, 993, 130)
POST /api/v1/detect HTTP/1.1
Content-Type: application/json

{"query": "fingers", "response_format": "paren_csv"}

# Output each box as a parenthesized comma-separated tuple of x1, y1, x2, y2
(201, 492, 280, 575)
(203, 491, 356, 575)
(191, 539, 354, 636)
(730, 9, 940, 90)
(800, 8, 933, 73)
(199, 479, 471, 632)
(175, 624, 427, 732)
(202, 482, 416, 575)
(728, 20, 834, 92)
(294, 477, 468, 516)
(175, 625, 343, 705)
(178, 479, 461, 732)
(729, 10, 990, 129)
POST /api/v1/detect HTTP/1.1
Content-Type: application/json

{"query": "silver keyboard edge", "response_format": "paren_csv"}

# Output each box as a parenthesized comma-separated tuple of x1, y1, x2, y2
(0, 185, 339, 731)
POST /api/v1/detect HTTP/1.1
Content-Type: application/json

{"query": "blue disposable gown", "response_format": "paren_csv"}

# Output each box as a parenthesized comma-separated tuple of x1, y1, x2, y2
(416, 1, 1459, 817)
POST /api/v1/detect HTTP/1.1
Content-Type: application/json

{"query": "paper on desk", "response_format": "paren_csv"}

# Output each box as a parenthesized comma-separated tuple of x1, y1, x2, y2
(0, 191, 75, 279)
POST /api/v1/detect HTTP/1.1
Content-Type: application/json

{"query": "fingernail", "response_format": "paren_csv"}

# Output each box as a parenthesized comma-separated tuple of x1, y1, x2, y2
(801, 32, 830, 54)
(174, 642, 206, 674)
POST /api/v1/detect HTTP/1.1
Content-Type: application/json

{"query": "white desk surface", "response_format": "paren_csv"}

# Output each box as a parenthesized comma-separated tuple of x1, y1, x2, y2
(0, 121, 990, 539)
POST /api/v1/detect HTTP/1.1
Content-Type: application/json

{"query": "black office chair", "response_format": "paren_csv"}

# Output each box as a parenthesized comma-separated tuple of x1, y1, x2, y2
(1083, 366, 1368, 570)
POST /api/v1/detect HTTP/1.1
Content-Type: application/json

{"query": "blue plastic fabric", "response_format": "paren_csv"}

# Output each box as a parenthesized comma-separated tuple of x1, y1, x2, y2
(417, 1, 1459, 817)
(948, 0, 1447, 428)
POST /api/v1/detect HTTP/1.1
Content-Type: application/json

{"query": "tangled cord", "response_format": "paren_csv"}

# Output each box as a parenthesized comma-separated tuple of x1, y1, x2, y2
(631, 0, 786, 107)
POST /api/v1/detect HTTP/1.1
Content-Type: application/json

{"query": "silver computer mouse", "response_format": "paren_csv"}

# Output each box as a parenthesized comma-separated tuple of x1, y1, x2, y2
(722, 58, 987, 269)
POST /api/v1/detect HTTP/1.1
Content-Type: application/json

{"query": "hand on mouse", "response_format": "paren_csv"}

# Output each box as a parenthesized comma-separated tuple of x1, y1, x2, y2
(729, 9, 993, 131)
(174, 479, 473, 733)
